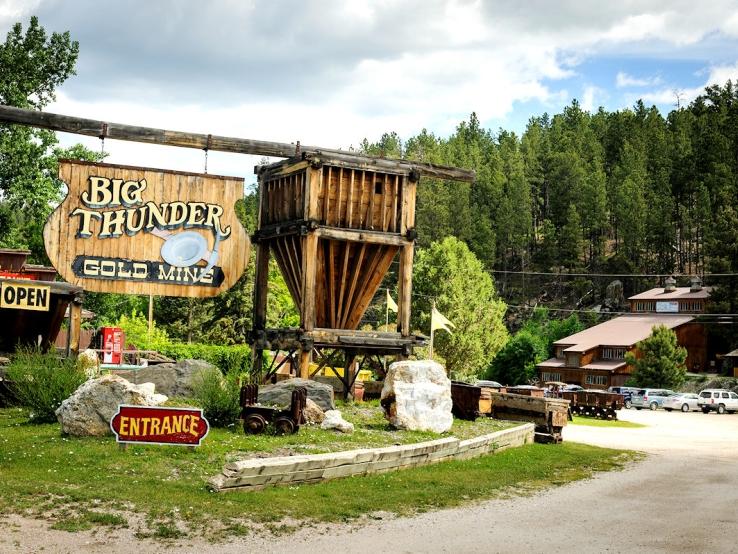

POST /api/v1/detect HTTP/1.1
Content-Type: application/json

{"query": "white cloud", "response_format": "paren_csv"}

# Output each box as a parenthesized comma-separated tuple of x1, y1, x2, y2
(631, 60, 738, 108)
(581, 85, 607, 111)
(616, 71, 663, 88)
(2, 0, 738, 175)
(0, 0, 39, 23)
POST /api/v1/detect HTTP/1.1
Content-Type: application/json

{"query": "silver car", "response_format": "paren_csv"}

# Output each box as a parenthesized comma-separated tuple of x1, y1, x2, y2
(662, 393, 700, 412)
(630, 389, 675, 410)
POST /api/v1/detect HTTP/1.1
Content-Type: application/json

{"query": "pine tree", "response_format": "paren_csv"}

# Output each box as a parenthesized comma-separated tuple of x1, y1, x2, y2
(625, 325, 687, 389)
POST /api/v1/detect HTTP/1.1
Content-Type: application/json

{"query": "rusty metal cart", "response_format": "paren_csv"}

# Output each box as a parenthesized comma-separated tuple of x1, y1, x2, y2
(240, 384, 307, 435)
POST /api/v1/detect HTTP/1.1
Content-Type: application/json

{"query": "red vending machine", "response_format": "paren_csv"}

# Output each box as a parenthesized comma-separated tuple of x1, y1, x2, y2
(101, 327, 124, 365)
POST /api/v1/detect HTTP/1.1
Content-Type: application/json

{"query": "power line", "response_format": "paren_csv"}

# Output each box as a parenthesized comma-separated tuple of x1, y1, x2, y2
(489, 270, 738, 278)
(505, 304, 738, 319)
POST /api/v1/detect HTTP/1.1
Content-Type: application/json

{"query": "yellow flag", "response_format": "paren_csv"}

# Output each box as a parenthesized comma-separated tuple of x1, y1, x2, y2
(386, 289, 398, 313)
(431, 306, 454, 334)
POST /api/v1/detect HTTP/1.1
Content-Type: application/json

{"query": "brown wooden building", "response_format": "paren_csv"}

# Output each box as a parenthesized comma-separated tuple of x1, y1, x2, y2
(536, 279, 710, 389)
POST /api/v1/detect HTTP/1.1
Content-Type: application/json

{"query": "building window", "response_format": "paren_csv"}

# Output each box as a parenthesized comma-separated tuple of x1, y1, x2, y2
(566, 353, 580, 367)
(602, 347, 626, 360)
(555, 346, 566, 359)
(542, 372, 562, 382)
(585, 375, 608, 386)
(634, 301, 655, 312)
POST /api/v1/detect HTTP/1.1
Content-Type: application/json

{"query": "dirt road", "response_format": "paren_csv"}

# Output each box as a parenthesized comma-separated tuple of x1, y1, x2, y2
(3, 409, 737, 553)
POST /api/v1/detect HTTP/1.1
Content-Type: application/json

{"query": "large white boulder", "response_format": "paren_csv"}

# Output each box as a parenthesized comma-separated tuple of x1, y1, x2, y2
(380, 360, 453, 434)
(55, 374, 168, 436)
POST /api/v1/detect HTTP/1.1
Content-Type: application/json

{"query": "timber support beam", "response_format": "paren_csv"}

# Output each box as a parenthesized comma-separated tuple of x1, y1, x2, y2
(0, 105, 475, 182)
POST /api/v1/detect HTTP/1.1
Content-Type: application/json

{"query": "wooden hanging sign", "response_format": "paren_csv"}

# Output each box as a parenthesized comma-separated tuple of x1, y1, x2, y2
(44, 160, 250, 297)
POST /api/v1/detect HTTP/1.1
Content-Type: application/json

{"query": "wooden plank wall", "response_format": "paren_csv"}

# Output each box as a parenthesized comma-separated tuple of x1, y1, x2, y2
(262, 162, 412, 331)
(45, 161, 249, 298)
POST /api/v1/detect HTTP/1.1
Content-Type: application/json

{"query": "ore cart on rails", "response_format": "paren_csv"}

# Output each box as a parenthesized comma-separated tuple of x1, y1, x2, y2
(559, 390, 623, 420)
(451, 382, 571, 443)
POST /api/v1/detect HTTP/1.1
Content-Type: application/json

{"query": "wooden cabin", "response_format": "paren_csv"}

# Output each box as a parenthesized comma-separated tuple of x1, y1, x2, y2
(537, 278, 711, 389)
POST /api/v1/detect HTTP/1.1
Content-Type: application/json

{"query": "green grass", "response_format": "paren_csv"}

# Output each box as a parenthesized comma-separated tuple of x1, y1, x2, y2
(0, 405, 637, 539)
(570, 415, 647, 428)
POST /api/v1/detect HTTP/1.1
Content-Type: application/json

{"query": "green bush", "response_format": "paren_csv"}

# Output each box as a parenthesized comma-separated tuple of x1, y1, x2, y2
(160, 343, 252, 375)
(6, 348, 86, 423)
(192, 368, 242, 428)
(113, 310, 171, 352)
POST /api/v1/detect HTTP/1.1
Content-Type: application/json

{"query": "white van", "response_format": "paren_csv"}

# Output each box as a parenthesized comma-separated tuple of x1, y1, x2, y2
(697, 389, 738, 414)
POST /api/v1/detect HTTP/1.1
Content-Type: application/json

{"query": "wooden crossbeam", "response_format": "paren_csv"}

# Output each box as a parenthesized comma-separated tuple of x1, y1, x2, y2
(0, 104, 475, 182)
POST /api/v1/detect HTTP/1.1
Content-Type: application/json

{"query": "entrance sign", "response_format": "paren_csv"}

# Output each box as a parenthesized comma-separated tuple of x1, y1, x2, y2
(110, 405, 209, 446)
(0, 282, 50, 311)
(44, 160, 249, 297)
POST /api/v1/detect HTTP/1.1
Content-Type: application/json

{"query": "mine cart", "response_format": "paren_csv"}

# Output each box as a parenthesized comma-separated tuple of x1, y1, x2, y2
(559, 390, 622, 420)
(450, 381, 492, 420)
(240, 384, 307, 435)
(450, 382, 570, 443)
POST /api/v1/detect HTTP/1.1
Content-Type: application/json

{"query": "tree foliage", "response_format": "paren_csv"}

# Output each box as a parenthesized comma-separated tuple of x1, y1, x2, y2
(0, 17, 95, 262)
(412, 237, 508, 380)
(485, 309, 584, 385)
(625, 325, 687, 389)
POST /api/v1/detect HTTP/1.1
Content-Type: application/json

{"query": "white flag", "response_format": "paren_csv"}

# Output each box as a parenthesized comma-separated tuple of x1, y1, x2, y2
(431, 306, 454, 334)
(386, 289, 398, 313)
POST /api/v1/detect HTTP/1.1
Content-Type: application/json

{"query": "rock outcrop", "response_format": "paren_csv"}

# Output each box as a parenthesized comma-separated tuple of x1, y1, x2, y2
(258, 378, 335, 411)
(380, 360, 453, 433)
(56, 374, 168, 436)
(113, 359, 214, 397)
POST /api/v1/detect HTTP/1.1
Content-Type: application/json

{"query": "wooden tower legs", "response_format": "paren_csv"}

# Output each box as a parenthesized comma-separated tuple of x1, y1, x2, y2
(252, 242, 270, 376)
(299, 234, 319, 379)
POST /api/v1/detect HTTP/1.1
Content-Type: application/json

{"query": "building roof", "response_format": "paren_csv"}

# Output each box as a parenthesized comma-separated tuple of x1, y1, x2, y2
(553, 314, 694, 351)
(538, 358, 566, 368)
(582, 360, 627, 371)
(628, 287, 711, 301)
(724, 349, 738, 358)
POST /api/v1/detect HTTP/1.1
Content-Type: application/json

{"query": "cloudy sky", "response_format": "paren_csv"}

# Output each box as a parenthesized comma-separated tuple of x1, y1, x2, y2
(2, 0, 738, 185)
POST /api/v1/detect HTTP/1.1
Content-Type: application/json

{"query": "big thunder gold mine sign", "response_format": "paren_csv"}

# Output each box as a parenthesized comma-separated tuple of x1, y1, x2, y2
(44, 160, 250, 297)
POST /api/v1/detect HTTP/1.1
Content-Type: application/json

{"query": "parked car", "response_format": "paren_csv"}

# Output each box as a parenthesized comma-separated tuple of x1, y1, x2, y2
(697, 389, 738, 414)
(630, 388, 675, 410)
(607, 386, 640, 409)
(662, 393, 700, 412)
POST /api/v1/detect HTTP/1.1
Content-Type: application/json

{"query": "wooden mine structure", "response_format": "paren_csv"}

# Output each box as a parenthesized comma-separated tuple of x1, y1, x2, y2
(0, 105, 474, 380)
(252, 152, 427, 392)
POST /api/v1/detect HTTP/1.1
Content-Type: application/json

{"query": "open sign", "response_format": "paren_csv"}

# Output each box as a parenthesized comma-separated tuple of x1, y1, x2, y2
(0, 282, 50, 311)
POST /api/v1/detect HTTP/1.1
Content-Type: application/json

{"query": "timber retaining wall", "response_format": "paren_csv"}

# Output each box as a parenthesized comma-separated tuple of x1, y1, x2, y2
(209, 422, 534, 492)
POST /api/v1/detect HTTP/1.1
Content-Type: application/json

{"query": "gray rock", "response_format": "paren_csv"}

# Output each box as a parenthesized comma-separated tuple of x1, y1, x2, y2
(258, 378, 335, 411)
(303, 398, 325, 424)
(114, 359, 214, 398)
(55, 374, 168, 436)
(604, 280, 625, 310)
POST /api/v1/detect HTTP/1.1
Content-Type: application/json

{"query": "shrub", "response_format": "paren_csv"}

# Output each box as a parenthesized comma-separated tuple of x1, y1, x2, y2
(160, 343, 252, 375)
(6, 348, 86, 423)
(113, 310, 171, 352)
(192, 368, 242, 428)
(484, 330, 547, 385)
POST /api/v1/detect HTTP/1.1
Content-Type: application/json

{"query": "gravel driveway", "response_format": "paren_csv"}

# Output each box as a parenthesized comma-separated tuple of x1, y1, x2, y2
(3, 409, 737, 553)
